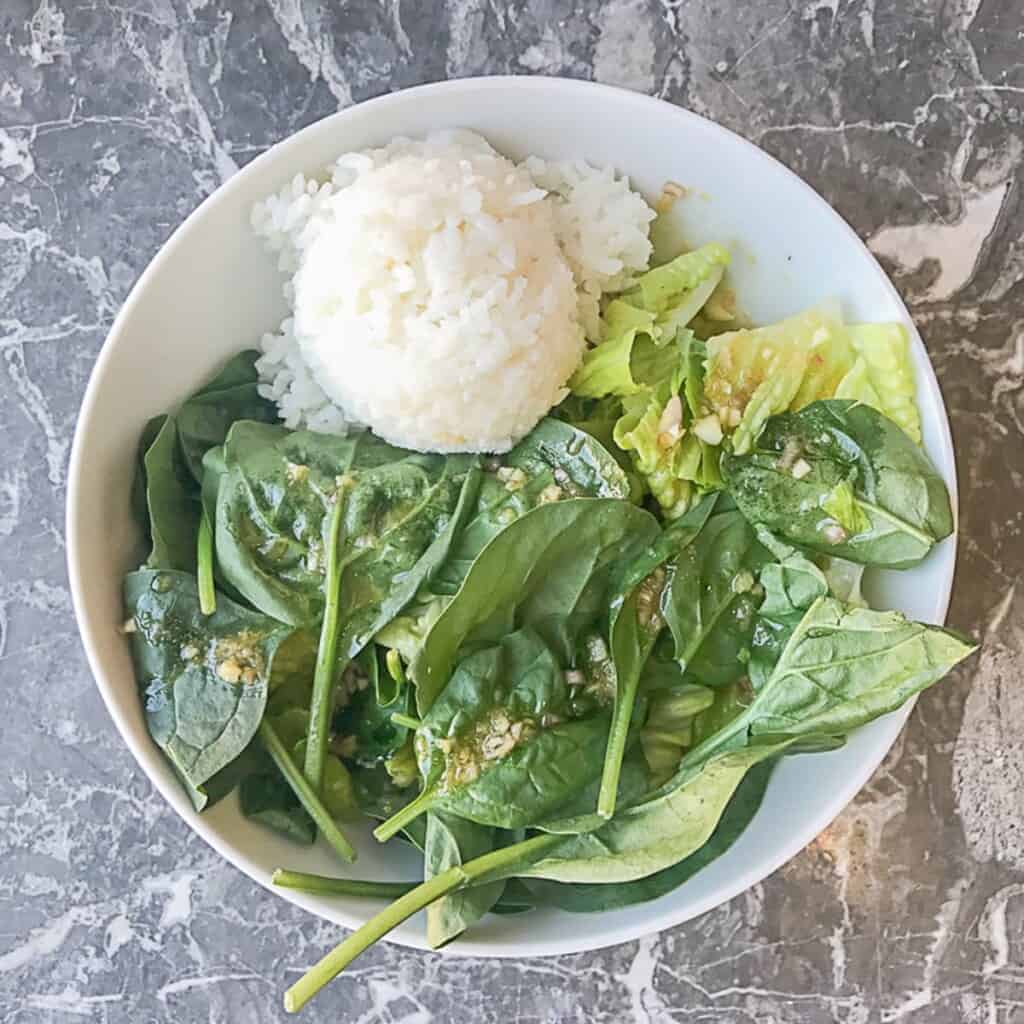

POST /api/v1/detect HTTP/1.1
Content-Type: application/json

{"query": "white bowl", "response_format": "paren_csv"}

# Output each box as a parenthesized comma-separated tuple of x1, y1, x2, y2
(66, 76, 958, 958)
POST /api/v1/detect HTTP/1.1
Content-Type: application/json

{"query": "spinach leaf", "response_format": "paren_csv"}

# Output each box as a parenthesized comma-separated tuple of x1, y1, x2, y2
(143, 417, 199, 572)
(640, 684, 715, 786)
(430, 418, 632, 597)
(552, 396, 643, 498)
(661, 510, 772, 687)
(380, 629, 613, 835)
(131, 414, 167, 542)
(124, 569, 300, 793)
(516, 739, 796, 884)
(690, 596, 976, 763)
(240, 771, 316, 844)
(424, 812, 506, 947)
(521, 759, 773, 912)
(412, 498, 661, 714)
(185, 739, 266, 813)
(690, 680, 752, 749)
(176, 351, 278, 484)
(333, 652, 412, 768)
(722, 400, 953, 568)
(748, 530, 828, 689)
(538, 750, 651, 835)
(215, 422, 479, 630)
(351, 762, 419, 829)
(596, 492, 719, 817)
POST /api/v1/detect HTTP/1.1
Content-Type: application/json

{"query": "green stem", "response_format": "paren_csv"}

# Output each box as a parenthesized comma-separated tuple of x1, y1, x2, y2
(259, 720, 356, 864)
(284, 866, 464, 1013)
(304, 496, 346, 794)
(272, 869, 414, 899)
(598, 607, 650, 819)
(390, 712, 421, 731)
(372, 783, 437, 843)
(283, 833, 560, 1013)
(598, 684, 638, 819)
(197, 509, 216, 616)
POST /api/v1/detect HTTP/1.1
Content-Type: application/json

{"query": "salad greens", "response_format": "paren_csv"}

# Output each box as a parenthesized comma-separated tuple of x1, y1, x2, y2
(123, 237, 974, 1015)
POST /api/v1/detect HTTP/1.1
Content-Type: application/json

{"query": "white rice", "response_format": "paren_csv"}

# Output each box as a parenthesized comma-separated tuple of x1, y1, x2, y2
(251, 130, 655, 449)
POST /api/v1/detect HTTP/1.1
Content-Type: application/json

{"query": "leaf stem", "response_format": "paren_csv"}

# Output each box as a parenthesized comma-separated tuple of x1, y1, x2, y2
(283, 833, 560, 1012)
(285, 866, 464, 1012)
(390, 712, 421, 731)
(259, 720, 356, 864)
(597, 668, 641, 818)
(372, 783, 436, 843)
(272, 869, 414, 899)
(197, 509, 216, 615)
(304, 496, 346, 794)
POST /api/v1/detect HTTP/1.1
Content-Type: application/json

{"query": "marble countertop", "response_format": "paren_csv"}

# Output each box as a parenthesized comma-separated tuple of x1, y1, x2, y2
(1, 1, 1022, 1021)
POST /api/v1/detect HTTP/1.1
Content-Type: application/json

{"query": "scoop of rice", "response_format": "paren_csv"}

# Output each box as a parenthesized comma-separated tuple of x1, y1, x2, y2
(252, 131, 656, 451)
(285, 134, 580, 453)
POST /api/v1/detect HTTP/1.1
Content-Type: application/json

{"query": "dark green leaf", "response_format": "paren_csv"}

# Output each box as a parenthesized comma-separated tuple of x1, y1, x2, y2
(239, 772, 316, 844)
(722, 400, 953, 568)
(215, 422, 479, 634)
(131, 414, 166, 542)
(431, 418, 632, 597)
(424, 812, 506, 948)
(521, 760, 773, 911)
(124, 569, 299, 792)
(177, 351, 279, 484)
(392, 630, 613, 833)
(662, 510, 772, 687)
(143, 417, 199, 572)
(413, 498, 661, 714)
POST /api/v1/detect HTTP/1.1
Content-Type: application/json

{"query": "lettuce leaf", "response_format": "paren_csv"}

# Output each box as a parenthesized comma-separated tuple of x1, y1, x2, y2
(625, 243, 731, 315)
(837, 323, 921, 443)
(614, 377, 694, 518)
(704, 305, 851, 455)
(570, 243, 730, 399)
(705, 306, 922, 453)
(569, 302, 657, 398)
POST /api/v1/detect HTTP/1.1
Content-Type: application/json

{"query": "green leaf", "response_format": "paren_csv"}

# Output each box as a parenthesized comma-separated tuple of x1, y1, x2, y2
(568, 301, 657, 398)
(424, 812, 506, 948)
(131, 414, 167, 543)
(596, 492, 719, 817)
(412, 498, 660, 715)
(239, 771, 316, 844)
(520, 760, 773, 912)
(748, 530, 828, 689)
(704, 304, 854, 455)
(748, 597, 975, 740)
(722, 400, 953, 568)
(661, 510, 772, 687)
(836, 323, 921, 443)
(143, 417, 199, 572)
(382, 629, 614, 834)
(176, 351, 278, 484)
(124, 569, 300, 792)
(333, 652, 413, 768)
(430, 419, 632, 596)
(215, 422, 479, 630)
(639, 684, 715, 785)
(821, 480, 871, 535)
(624, 243, 731, 316)
(692, 595, 977, 764)
(518, 740, 795, 884)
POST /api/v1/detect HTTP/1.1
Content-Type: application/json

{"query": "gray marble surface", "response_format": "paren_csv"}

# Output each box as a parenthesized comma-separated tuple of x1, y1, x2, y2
(1, 1, 1022, 1021)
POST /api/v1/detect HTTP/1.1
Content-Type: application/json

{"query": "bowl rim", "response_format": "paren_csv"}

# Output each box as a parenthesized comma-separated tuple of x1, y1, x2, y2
(66, 74, 959, 959)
